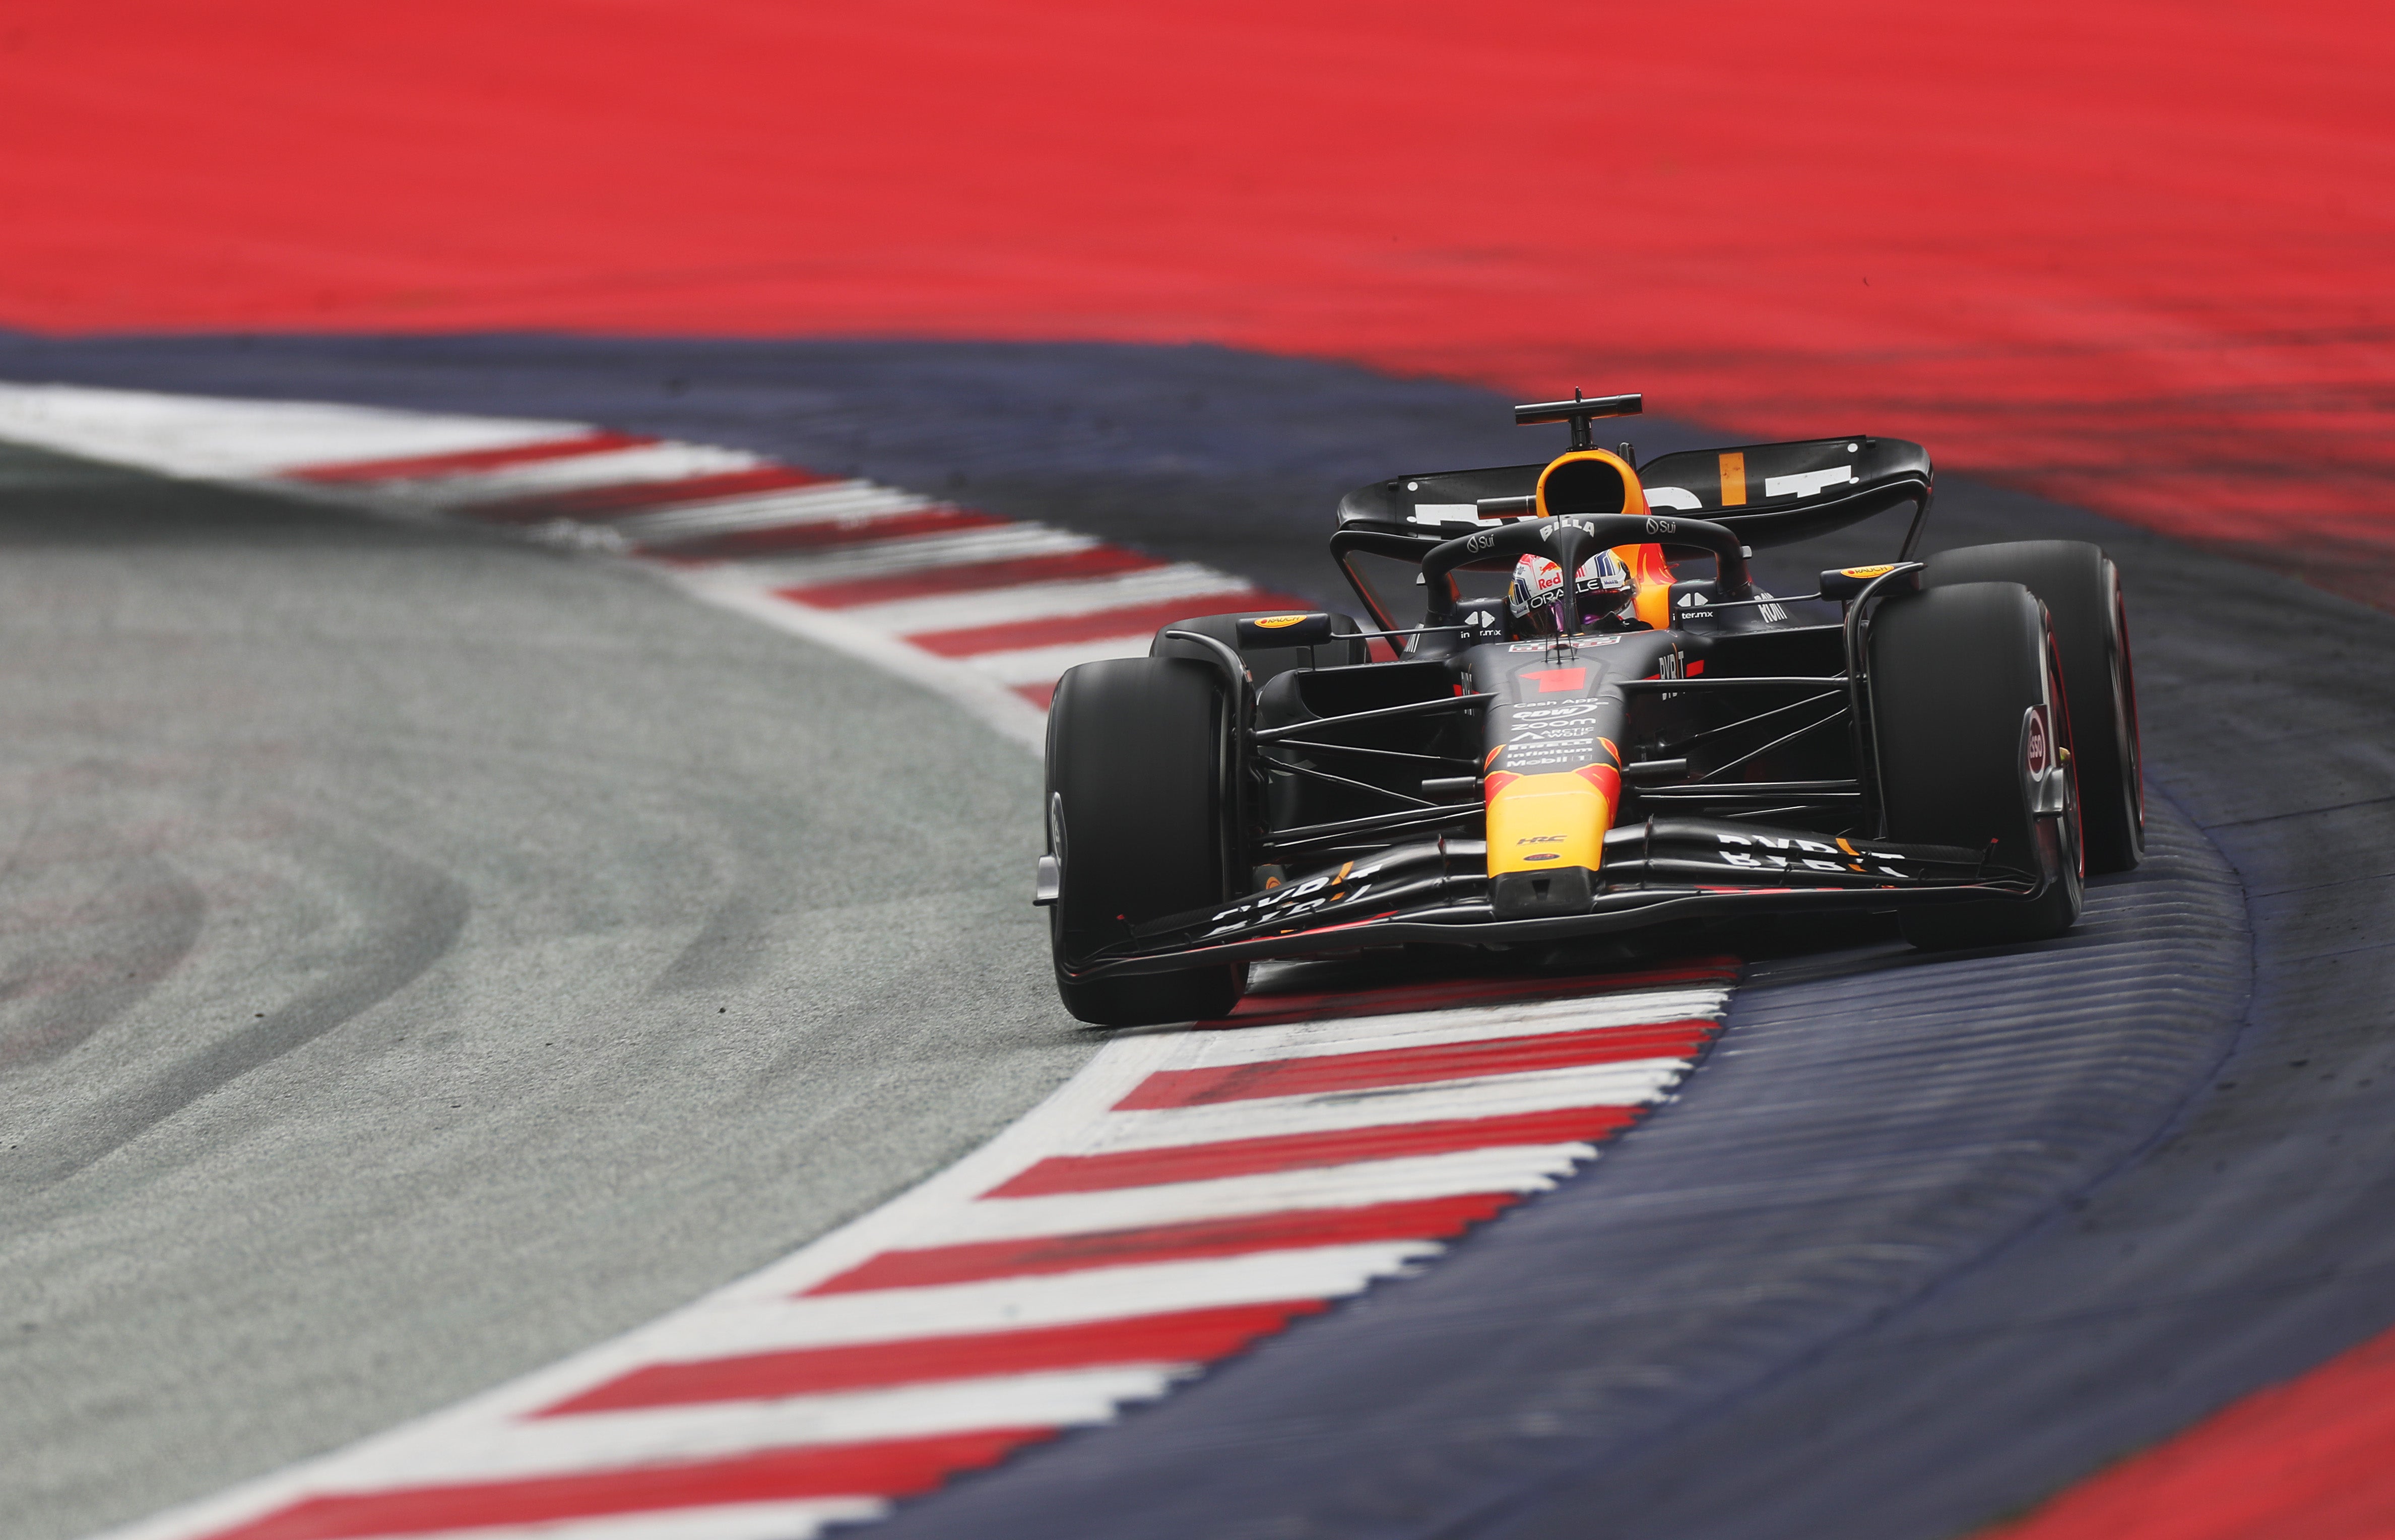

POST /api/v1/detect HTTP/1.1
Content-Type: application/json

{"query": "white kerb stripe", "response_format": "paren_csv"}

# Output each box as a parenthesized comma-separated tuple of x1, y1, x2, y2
(937, 1146, 1581, 1242)
(0, 383, 585, 479)
(610, 482, 940, 541)
(1056, 1058, 1693, 1153)
(834, 565, 1240, 634)
(360, 442, 765, 507)
(663, 576, 1051, 751)
(568, 1244, 1440, 1361)
(702, 525, 1096, 589)
(332, 1368, 1179, 1487)
(1159, 987, 1729, 1066)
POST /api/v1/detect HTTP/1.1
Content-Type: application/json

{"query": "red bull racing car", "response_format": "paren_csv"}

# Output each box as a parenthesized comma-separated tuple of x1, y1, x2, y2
(1037, 393, 2143, 1026)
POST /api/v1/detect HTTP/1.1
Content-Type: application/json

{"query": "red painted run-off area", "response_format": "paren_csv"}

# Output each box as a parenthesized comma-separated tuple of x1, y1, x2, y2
(3, 1, 2391, 600)
(1986, 1325, 2395, 1540)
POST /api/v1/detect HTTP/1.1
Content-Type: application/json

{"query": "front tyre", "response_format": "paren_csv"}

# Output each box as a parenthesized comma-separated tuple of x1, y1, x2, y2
(1046, 656, 1247, 1026)
(1926, 540, 2142, 873)
(1871, 581, 2084, 950)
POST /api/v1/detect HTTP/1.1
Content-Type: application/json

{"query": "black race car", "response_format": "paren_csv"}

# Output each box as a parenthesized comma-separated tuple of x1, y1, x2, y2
(1037, 393, 2141, 1027)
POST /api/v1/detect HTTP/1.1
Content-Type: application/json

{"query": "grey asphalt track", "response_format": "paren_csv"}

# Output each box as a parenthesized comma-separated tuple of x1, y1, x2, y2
(0, 442, 1086, 1540)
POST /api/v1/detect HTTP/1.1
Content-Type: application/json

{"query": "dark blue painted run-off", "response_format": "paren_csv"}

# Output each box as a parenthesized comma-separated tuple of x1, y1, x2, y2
(4, 332, 2390, 1538)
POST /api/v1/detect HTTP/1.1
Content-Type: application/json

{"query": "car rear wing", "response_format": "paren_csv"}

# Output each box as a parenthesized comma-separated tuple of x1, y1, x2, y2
(1338, 434, 1932, 553)
(1638, 436, 1931, 549)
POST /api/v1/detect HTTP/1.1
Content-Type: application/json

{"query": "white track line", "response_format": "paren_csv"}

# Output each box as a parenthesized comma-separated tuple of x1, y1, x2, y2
(704, 526, 1100, 587)
(1074, 1059, 1691, 1151)
(0, 383, 581, 477)
(361, 442, 767, 507)
(336, 1370, 1183, 1486)
(666, 570, 1053, 746)
(1151, 988, 1733, 1064)
(609, 481, 940, 540)
(0, 381, 1738, 1540)
(936, 1148, 1585, 1242)
(607, 1247, 1440, 1359)
(835, 564, 1239, 632)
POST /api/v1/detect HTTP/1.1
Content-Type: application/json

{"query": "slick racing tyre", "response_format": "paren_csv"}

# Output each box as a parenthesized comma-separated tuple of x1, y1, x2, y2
(1926, 540, 2142, 873)
(1046, 655, 1247, 1026)
(1871, 581, 2085, 950)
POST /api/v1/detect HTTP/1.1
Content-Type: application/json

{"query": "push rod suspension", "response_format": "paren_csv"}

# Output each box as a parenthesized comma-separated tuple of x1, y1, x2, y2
(1250, 692, 1497, 744)
(1264, 757, 1440, 809)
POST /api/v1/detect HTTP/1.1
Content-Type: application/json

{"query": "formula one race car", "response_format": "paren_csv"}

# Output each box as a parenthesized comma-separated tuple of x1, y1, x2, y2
(1037, 392, 2142, 1026)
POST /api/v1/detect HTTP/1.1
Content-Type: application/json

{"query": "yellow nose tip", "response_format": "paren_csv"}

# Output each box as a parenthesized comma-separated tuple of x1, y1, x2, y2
(1486, 770, 1617, 875)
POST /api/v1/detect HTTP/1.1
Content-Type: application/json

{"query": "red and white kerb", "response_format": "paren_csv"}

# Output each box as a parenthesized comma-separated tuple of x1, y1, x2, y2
(113, 963, 1731, 1540)
(0, 384, 1336, 747)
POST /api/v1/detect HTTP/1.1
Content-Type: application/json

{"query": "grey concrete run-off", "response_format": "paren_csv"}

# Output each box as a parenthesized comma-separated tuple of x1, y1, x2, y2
(0, 443, 1088, 1540)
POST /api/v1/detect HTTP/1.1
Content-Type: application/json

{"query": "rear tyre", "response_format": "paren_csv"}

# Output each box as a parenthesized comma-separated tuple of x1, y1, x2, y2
(1925, 541, 2142, 872)
(1871, 582, 2084, 950)
(1046, 656, 1247, 1026)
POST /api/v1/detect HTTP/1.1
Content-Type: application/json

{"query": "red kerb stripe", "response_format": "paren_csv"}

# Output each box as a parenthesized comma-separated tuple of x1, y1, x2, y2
(201, 1428, 1046, 1540)
(541, 1301, 1322, 1415)
(467, 464, 832, 522)
(648, 506, 1007, 558)
(1012, 681, 1060, 709)
(782, 545, 1166, 608)
(988, 1106, 1644, 1196)
(905, 592, 1310, 657)
(1201, 958, 1739, 1028)
(806, 1191, 1513, 1295)
(1113, 1021, 1717, 1111)
(284, 431, 655, 483)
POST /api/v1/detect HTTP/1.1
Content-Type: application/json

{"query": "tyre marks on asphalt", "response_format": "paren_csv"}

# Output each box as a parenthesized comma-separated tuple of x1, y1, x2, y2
(19, 826, 471, 1191)
(0, 383, 1313, 747)
(0, 849, 205, 1073)
(113, 963, 1733, 1540)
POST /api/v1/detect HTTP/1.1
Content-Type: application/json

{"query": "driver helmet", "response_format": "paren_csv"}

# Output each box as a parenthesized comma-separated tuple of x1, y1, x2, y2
(1507, 549, 1636, 636)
